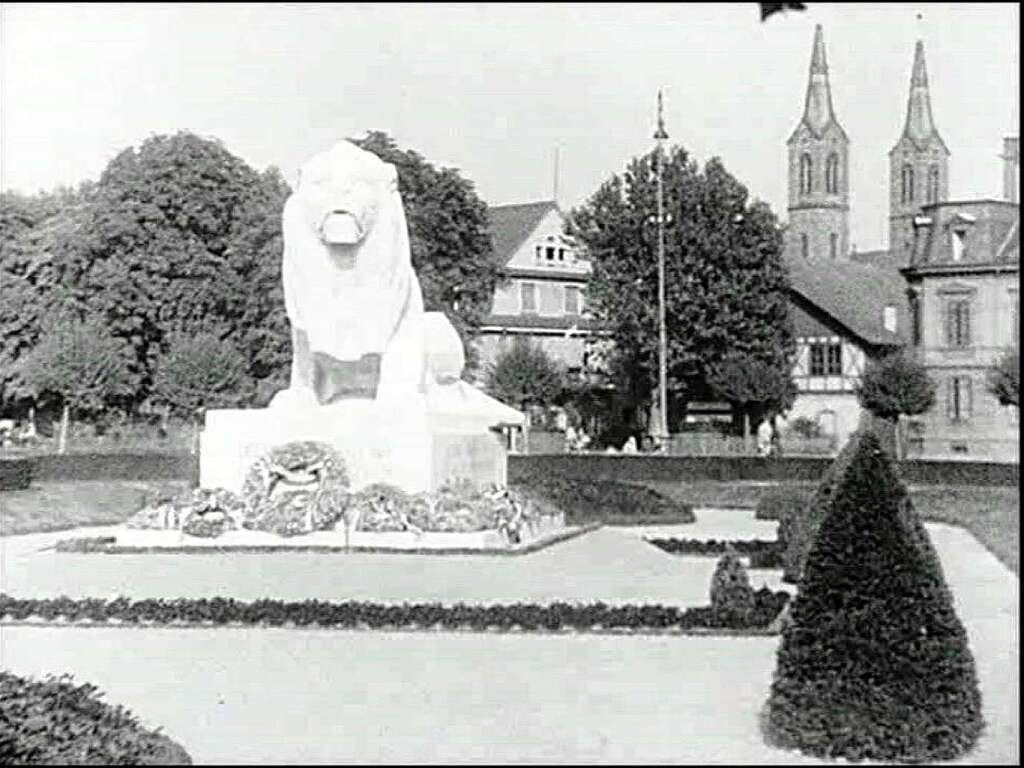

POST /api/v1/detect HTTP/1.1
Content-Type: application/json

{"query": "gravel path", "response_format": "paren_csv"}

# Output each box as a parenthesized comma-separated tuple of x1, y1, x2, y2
(0, 511, 789, 607)
(0, 512, 1016, 764)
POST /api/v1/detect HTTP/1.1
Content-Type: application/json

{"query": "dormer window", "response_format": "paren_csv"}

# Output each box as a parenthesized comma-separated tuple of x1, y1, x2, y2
(951, 229, 967, 261)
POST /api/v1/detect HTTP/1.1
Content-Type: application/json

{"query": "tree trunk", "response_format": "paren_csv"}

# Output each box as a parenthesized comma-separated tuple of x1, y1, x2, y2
(58, 403, 70, 455)
(191, 413, 201, 456)
(743, 411, 751, 455)
(893, 415, 903, 461)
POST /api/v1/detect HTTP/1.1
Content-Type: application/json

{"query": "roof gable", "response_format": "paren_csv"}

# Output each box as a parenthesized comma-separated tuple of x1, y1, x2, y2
(487, 201, 560, 266)
(785, 255, 908, 347)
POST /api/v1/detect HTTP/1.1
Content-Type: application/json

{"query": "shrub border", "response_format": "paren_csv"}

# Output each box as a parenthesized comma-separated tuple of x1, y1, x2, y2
(646, 538, 785, 569)
(510, 454, 1018, 487)
(0, 592, 790, 636)
(0, 458, 34, 490)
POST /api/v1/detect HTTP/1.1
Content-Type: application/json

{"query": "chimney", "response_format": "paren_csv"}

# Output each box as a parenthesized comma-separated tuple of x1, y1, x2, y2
(1002, 136, 1019, 203)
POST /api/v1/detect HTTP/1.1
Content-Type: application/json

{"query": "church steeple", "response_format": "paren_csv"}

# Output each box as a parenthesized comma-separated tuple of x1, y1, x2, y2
(786, 24, 850, 262)
(899, 40, 947, 149)
(889, 39, 950, 259)
(800, 24, 843, 136)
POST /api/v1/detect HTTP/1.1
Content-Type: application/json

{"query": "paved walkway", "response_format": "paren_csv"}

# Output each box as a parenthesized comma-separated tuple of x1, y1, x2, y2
(0, 511, 1017, 764)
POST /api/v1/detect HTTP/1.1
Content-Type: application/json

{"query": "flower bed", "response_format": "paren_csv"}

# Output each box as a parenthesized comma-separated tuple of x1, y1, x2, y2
(0, 591, 790, 634)
(646, 538, 784, 569)
(0, 669, 191, 765)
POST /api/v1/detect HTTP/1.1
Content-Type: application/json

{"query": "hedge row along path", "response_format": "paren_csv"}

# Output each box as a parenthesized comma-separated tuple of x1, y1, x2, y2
(0, 592, 790, 635)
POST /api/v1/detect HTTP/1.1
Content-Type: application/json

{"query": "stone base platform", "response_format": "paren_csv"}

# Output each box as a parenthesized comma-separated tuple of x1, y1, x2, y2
(200, 394, 511, 496)
(108, 518, 585, 556)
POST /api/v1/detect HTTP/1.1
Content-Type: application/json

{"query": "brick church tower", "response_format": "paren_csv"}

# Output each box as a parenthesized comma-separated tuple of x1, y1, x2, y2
(786, 24, 850, 262)
(888, 40, 950, 261)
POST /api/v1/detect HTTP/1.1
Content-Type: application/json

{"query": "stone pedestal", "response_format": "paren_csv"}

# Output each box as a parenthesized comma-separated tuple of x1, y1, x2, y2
(200, 388, 511, 495)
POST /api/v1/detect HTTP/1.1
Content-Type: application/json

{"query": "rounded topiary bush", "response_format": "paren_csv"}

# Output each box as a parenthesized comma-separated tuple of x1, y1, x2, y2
(0, 670, 191, 765)
(764, 431, 984, 763)
(709, 549, 755, 624)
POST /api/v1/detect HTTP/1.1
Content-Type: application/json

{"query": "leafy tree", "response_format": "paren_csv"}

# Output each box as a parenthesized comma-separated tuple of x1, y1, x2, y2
(987, 347, 1019, 407)
(856, 350, 935, 459)
(45, 132, 291, 409)
(485, 339, 566, 414)
(351, 131, 502, 378)
(570, 147, 795, 430)
(765, 431, 983, 762)
(0, 186, 95, 410)
(14, 316, 136, 453)
(706, 351, 797, 448)
(151, 331, 250, 453)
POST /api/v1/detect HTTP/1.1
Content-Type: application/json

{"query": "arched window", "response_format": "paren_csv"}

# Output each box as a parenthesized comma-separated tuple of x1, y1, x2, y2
(825, 153, 840, 194)
(829, 233, 838, 260)
(927, 165, 940, 204)
(801, 233, 809, 259)
(799, 154, 813, 195)
(901, 164, 915, 204)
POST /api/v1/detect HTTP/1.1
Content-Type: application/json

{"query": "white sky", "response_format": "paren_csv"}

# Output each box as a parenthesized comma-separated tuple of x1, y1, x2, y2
(1, 2, 1018, 251)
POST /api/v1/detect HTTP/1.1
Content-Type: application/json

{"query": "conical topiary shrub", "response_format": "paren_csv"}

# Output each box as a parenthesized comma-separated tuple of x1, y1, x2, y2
(764, 431, 984, 763)
(709, 549, 755, 625)
(780, 431, 863, 584)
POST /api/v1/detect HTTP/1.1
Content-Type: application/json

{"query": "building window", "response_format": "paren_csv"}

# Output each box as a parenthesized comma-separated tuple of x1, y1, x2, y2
(809, 342, 842, 376)
(943, 297, 972, 348)
(564, 285, 582, 315)
(908, 289, 921, 346)
(545, 246, 556, 262)
(927, 165, 940, 203)
(799, 154, 813, 195)
(825, 153, 839, 193)
(901, 164, 915, 204)
(801, 233, 809, 259)
(883, 305, 897, 333)
(520, 282, 537, 314)
(951, 228, 967, 261)
(558, 248, 566, 262)
(829, 232, 838, 260)
(946, 376, 973, 422)
(1012, 293, 1019, 347)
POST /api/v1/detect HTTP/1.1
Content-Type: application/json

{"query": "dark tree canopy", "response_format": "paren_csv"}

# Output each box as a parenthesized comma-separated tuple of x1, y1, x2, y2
(485, 339, 566, 410)
(707, 351, 798, 420)
(765, 431, 984, 762)
(987, 347, 1019, 407)
(350, 131, 502, 376)
(571, 147, 795, 413)
(34, 132, 292, 408)
(856, 350, 936, 422)
(151, 331, 251, 417)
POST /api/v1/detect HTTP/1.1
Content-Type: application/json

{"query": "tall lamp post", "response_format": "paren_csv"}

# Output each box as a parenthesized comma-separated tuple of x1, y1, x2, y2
(653, 90, 670, 447)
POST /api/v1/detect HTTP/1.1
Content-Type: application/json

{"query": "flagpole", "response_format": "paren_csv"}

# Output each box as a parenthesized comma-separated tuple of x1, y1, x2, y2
(654, 90, 670, 447)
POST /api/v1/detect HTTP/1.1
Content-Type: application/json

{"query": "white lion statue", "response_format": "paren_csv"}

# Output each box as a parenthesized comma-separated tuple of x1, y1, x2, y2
(271, 140, 456, 409)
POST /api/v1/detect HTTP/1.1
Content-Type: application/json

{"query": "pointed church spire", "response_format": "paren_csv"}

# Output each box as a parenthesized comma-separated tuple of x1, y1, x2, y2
(901, 40, 944, 145)
(801, 24, 840, 135)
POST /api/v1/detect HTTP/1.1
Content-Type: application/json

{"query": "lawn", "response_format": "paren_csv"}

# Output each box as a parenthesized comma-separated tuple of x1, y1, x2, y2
(0, 480, 191, 537)
(643, 480, 1020, 575)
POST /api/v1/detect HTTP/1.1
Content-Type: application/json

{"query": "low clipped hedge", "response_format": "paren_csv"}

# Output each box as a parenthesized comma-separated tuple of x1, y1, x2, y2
(647, 538, 784, 569)
(29, 452, 197, 483)
(754, 488, 813, 521)
(510, 477, 695, 525)
(0, 458, 34, 491)
(0, 670, 191, 765)
(0, 592, 790, 634)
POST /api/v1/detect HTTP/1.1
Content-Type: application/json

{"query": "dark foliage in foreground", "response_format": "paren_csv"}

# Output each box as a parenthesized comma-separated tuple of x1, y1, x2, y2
(510, 477, 695, 524)
(0, 458, 33, 490)
(0, 670, 191, 765)
(0, 591, 789, 633)
(646, 537, 783, 568)
(764, 432, 984, 763)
